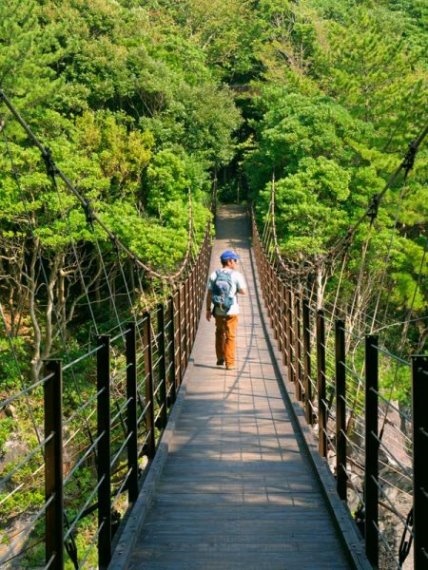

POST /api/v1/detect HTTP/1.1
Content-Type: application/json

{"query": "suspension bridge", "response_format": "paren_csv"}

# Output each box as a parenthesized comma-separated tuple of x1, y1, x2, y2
(0, 90, 427, 570)
(108, 204, 366, 570)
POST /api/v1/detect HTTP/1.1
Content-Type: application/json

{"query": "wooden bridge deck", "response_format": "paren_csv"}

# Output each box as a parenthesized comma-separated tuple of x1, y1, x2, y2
(110, 206, 367, 570)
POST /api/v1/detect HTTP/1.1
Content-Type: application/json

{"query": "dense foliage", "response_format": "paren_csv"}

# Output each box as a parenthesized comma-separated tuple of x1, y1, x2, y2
(0, 0, 425, 415)
(242, 0, 427, 366)
(0, 0, 426, 566)
(0, 0, 242, 388)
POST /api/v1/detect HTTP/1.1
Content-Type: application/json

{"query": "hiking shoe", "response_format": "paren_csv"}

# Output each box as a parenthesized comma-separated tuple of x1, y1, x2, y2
(226, 365, 235, 370)
(216, 359, 225, 366)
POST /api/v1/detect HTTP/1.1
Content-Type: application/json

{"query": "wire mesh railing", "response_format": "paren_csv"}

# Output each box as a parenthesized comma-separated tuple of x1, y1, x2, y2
(0, 231, 211, 570)
(253, 214, 428, 570)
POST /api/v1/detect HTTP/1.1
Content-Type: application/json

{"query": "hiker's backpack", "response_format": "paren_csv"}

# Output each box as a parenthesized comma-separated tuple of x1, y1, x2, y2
(212, 270, 234, 312)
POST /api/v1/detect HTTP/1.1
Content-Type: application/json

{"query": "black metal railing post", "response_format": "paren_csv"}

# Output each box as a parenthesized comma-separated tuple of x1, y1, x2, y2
(184, 278, 190, 364)
(180, 285, 186, 382)
(191, 269, 197, 344)
(125, 323, 139, 503)
(195, 263, 201, 337)
(143, 312, 156, 460)
(271, 268, 278, 339)
(187, 276, 192, 359)
(271, 270, 276, 339)
(261, 249, 268, 307)
(176, 287, 183, 385)
(287, 288, 294, 384)
(279, 280, 286, 362)
(365, 335, 379, 566)
(294, 291, 302, 401)
(97, 335, 112, 569)
(157, 303, 168, 429)
(44, 359, 64, 570)
(256, 244, 262, 294)
(316, 310, 327, 457)
(303, 299, 312, 424)
(412, 354, 428, 569)
(335, 319, 347, 501)
(168, 296, 177, 403)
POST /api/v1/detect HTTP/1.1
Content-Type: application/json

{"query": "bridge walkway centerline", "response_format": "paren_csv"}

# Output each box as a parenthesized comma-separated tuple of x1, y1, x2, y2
(109, 205, 363, 570)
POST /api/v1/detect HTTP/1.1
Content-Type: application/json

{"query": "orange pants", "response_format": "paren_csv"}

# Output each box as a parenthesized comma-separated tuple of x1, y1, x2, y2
(215, 315, 238, 367)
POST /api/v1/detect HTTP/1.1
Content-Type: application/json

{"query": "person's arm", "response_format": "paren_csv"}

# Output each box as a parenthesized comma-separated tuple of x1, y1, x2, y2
(206, 289, 213, 321)
(236, 273, 246, 295)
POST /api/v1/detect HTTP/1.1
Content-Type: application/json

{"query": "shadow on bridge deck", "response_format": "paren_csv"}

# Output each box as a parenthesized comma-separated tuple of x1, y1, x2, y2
(109, 205, 368, 570)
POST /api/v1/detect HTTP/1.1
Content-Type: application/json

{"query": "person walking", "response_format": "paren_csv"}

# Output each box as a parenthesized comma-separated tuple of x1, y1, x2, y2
(206, 250, 246, 370)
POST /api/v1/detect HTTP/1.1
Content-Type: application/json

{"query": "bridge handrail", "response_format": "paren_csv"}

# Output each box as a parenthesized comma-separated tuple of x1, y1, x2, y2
(0, 227, 212, 569)
(252, 212, 428, 569)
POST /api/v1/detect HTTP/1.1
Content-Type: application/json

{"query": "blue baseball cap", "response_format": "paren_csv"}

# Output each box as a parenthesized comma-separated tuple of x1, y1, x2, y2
(220, 250, 239, 262)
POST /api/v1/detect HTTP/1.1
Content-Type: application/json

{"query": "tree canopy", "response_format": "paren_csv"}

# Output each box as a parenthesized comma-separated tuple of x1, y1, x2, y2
(0, 0, 426, 397)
